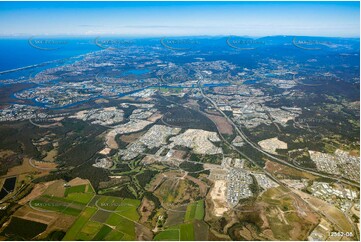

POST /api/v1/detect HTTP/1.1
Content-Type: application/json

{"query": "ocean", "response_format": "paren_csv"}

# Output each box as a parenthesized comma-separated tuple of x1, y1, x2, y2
(0, 38, 100, 72)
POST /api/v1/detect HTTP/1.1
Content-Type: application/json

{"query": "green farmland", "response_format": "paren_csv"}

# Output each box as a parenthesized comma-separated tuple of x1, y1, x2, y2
(26, 180, 142, 241)
(184, 200, 205, 222)
(153, 200, 206, 241)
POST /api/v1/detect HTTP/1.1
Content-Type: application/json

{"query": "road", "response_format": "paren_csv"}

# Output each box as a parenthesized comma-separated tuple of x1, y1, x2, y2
(155, 76, 358, 239)
(196, 76, 359, 239)
(197, 77, 359, 189)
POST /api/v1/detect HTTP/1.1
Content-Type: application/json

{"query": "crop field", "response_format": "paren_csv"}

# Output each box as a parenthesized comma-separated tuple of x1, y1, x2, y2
(62, 207, 98, 240)
(2, 171, 206, 241)
(106, 213, 136, 238)
(91, 209, 112, 223)
(66, 192, 94, 204)
(61, 183, 95, 205)
(76, 220, 104, 240)
(92, 225, 113, 240)
(23, 179, 142, 241)
(65, 206, 137, 240)
(193, 220, 209, 240)
(86, 183, 96, 193)
(61, 186, 141, 241)
(30, 195, 85, 216)
(154, 200, 206, 240)
(154, 229, 180, 241)
(180, 223, 195, 240)
(164, 205, 187, 227)
(184, 200, 205, 222)
(29, 182, 94, 216)
(64, 184, 87, 196)
(116, 198, 141, 221)
(96, 196, 140, 221)
(97, 196, 124, 211)
(103, 229, 125, 240)
(155, 223, 196, 241)
(154, 220, 200, 241)
(88, 195, 103, 206)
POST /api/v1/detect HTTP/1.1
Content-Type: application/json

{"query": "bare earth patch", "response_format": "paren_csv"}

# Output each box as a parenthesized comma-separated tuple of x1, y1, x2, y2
(170, 150, 187, 160)
(209, 180, 228, 216)
(42, 149, 58, 162)
(68, 177, 90, 186)
(258, 137, 288, 154)
(139, 197, 155, 224)
(18, 181, 56, 205)
(205, 113, 233, 135)
(99, 147, 111, 155)
(169, 129, 222, 155)
(106, 120, 153, 149)
(265, 160, 317, 180)
(42, 180, 66, 197)
(291, 188, 353, 233)
(120, 130, 146, 143)
(2, 157, 55, 181)
(147, 112, 163, 122)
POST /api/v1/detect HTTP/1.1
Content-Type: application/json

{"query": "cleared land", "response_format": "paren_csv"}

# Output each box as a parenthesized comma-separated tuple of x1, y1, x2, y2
(205, 113, 233, 135)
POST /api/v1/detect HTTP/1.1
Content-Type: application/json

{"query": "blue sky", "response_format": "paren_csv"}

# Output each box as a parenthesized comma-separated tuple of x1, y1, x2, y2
(0, 1, 359, 37)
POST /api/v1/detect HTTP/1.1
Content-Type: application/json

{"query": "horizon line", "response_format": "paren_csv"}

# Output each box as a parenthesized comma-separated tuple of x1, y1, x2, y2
(0, 34, 360, 39)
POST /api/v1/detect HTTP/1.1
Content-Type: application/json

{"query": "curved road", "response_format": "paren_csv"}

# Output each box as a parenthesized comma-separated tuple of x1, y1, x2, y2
(197, 77, 359, 188)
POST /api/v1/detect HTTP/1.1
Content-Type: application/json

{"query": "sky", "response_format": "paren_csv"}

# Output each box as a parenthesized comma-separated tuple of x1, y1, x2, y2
(0, 1, 359, 37)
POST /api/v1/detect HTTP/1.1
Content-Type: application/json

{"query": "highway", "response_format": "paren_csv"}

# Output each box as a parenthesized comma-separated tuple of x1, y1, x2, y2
(196, 77, 360, 189)
(155, 77, 358, 239)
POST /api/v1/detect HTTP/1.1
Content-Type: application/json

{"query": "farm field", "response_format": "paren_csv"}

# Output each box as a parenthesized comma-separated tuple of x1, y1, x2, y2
(0, 5, 360, 240)
(64, 184, 86, 196)
(184, 200, 205, 222)
(62, 196, 141, 241)
(153, 200, 206, 241)
(154, 222, 198, 241)
(154, 229, 180, 241)
(62, 207, 98, 240)
(60, 183, 141, 240)
(1, 178, 144, 241)
(30, 195, 85, 216)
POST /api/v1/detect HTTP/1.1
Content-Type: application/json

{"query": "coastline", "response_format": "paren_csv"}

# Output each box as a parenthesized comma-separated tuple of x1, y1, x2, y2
(0, 49, 100, 76)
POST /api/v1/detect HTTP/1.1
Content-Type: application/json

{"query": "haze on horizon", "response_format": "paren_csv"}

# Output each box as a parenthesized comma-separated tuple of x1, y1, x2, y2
(0, 1, 360, 38)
